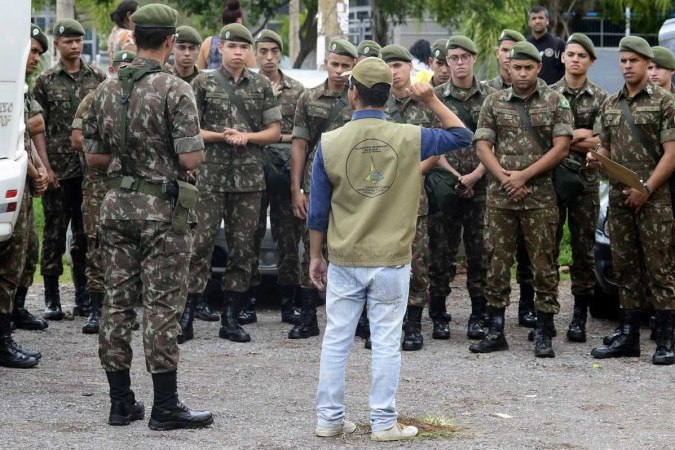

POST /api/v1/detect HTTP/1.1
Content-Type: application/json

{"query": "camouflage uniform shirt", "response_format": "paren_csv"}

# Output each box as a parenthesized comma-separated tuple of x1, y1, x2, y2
(34, 60, 106, 180)
(276, 70, 305, 134)
(24, 91, 43, 165)
(192, 66, 281, 193)
(484, 75, 509, 91)
(171, 65, 201, 84)
(83, 57, 204, 221)
(474, 79, 574, 210)
(73, 91, 108, 190)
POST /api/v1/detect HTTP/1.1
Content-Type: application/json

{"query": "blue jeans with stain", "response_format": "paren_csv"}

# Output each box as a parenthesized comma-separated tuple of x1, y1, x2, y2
(316, 263, 410, 432)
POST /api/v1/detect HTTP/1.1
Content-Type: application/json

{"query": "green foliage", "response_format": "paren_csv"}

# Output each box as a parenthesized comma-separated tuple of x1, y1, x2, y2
(558, 222, 572, 267)
(600, 0, 673, 35)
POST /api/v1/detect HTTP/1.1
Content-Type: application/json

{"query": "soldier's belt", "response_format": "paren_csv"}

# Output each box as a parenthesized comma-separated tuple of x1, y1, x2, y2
(109, 176, 173, 199)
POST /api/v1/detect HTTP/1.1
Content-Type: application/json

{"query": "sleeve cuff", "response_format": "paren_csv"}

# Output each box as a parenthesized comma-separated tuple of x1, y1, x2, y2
(71, 118, 83, 130)
(174, 134, 205, 154)
(473, 128, 495, 144)
(553, 123, 574, 138)
(292, 125, 311, 142)
(84, 139, 108, 154)
(262, 107, 282, 126)
(660, 128, 675, 144)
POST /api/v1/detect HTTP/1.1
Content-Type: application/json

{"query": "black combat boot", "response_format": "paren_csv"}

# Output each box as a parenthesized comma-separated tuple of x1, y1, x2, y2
(193, 292, 218, 322)
(237, 287, 258, 325)
(429, 295, 450, 339)
(43, 275, 64, 320)
(567, 293, 590, 343)
(288, 288, 320, 339)
(467, 296, 487, 340)
(12, 286, 48, 330)
(0, 314, 39, 368)
(177, 293, 197, 344)
(72, 268, 89, 317)
(591, 309, 641, 359)
(402, 306, 424, 351)
(82, 292, 104, 334)
(649, 313, 659, 341)
(469, 307, 508, 353)
(355, 306, 370, 339)
(106, 369, 145, 426)
(534, 311, 556, 358)
(219, 292, 251, 343)
(280, 285, 301, 324)
(652, 310, 675, 365)
(517, 283, 537, 328)
(148, 371, 213, 431)
(602, 309, 624, 345)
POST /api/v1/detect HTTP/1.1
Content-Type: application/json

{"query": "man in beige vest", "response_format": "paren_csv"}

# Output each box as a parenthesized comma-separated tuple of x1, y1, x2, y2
(308, 57, 472, 441)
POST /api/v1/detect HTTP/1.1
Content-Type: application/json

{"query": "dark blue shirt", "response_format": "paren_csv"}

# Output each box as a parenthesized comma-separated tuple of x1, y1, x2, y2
(308, 109, 473, 231)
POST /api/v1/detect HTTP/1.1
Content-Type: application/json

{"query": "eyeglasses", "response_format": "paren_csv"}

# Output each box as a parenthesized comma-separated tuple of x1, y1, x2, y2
(447, 53, 472, 64)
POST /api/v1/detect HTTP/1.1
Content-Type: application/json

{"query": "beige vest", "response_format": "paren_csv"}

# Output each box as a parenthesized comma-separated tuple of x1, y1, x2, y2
(321, 117, 422, 267)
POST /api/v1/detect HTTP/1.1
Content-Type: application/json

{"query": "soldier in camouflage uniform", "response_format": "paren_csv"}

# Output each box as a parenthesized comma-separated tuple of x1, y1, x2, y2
(185, 23, 281, 344)
(245, 29, 305, 325)
(171, 26, 202, 84)
(72, 50, 136, 335)
(485, 29, 526, 91)
(83, 4, 212, 429)
(589, 37, 675, 365)
(470, 41, 573, 358)
(33, 19, 106, 321)
(428, 36, 493, 341)
(649, 46, 675, 93)
(429, 39, 450, 88)
(290, 39, 356, 339)
(1, 24, 51, 368)
(549, 34, 607, 343)
(379, 44, 438, 351)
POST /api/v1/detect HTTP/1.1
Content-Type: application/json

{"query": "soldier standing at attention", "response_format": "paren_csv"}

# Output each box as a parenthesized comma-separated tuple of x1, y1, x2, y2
(185, 23, 281, 344)
(485, 29, 525, 90)
(171, 26, 202, 84)
(428, 36, 493, 340)
(83, 4, 212, 428)
(526, 5, 565, 85)
(648, 46, 675, 93)
(33, 19, 106, 321)
(243, 29, 305, 325)
(588, 37, 675, 365)
(72, 50, 135, 335)
(549, 34, 606, 343)
(470, 41, 573, 358)
(428, 39, 450, 87)
(381, 44, 439, 351)
(356, 39, 382, 61)
(289, 39, 356, 340)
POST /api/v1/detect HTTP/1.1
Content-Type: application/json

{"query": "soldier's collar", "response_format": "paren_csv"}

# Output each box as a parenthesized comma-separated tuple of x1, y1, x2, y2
(56, 58, 86, 76)
(557, 77, 593, 97)
(618, 80, 655, 99)
(218, 65, 252, 83)
(443, 76, 481, 99)
(277, 69, 292, 89)
(315, 79, 347, 99)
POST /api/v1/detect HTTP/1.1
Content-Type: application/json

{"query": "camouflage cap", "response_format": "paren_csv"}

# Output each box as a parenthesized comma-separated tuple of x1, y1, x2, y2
(176, 25, 202, 45)
(53, 19, 85, 37)
(651, 46, 675, 70)
(31, 23, 48, 54)
(130, 4, 178, 28)
(432, 39, 448, 62)
(446, 35, 478, 55)
(219, 23, 254, 44)
(112, 50, 136, 64)
(566, 33, 596, 60)
(509, 41, 542, 62)
(342, 56, 392, 87)
(619, 36, 654, 59)
(380, 44, 413, 63)
(328, 38, 357, 58)
(498, 29, 525, 43)
(357, 39, 381, 58)
(255, 29, 283, 51)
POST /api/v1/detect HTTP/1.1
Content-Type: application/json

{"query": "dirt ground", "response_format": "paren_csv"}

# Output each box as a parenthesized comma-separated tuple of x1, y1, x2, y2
(1, 276, 673, 449)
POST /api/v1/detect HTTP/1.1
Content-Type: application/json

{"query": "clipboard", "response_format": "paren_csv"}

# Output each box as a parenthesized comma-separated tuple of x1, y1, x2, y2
(589, 150, 647, 194)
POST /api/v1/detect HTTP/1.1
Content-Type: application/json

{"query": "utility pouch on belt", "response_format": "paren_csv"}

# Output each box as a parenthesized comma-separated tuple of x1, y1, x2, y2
(262, 143, 292, 191)
(170, 180, 199, 234)
(424, 168, 459, 214)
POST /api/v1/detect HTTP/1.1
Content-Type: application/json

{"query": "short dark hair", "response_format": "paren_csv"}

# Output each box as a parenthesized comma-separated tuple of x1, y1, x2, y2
(221, 0, 243, 25)
(110, 0, 139, 28)
(352, 79, 390, 108)
(409, 39, 431, 63)
(134, 26, 175, 51)
(529, 5, 549, 19)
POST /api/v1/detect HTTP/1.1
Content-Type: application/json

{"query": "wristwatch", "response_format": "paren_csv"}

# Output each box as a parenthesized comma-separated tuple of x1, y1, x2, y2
(642, 181, 653, 196)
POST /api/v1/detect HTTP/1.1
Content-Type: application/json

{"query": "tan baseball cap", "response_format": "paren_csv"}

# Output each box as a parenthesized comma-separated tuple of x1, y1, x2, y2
(342, 56, 393, 87)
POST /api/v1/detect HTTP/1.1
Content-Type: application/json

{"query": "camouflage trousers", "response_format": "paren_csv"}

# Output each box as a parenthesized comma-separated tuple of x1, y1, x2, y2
(82, 172, 108, 294)
(98, 219, 191, 374)
(18, 198, 39, 288)
(188, 190, 262, 294)
(408, 215, 430, 307)
(555, 186, 599, 296)
(251, 188, 303, 288)
(0, 191, 30, 313)
(40, 177, 87, 277)
(484, 207, 560, 314)
(429, 193, 487, 299)
(608, 197, 675, 310)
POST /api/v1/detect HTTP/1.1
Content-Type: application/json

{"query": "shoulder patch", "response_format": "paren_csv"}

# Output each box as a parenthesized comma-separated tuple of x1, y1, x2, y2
(560, 97, 570, 109)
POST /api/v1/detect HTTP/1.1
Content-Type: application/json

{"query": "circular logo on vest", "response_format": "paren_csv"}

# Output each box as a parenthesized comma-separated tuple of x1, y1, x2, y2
(346, 139, 398, 198)
(544, 47, 554, 57)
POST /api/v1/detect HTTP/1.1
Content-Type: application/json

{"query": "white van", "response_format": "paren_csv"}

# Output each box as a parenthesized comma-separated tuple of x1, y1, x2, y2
(0, 6, 31, 242)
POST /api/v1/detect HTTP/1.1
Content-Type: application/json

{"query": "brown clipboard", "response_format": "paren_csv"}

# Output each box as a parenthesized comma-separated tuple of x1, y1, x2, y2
(589, 150, 647, 194)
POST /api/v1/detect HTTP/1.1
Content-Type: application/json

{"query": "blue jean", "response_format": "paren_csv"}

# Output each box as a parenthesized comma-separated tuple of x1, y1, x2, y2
(316, 263, 410, 432)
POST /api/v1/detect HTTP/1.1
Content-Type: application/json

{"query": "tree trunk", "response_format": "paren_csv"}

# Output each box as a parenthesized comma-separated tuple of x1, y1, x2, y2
(371, 5, 389, 46)
(289, 0, 300, 63)
(56, 0, 75, 21)
(293, 0, 319, 68)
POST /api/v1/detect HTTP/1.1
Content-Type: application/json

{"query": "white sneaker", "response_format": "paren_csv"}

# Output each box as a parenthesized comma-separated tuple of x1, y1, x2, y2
(371, 422, 418, 441)
(314, 419, 357, 437)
